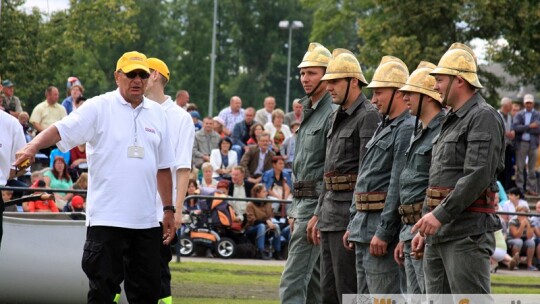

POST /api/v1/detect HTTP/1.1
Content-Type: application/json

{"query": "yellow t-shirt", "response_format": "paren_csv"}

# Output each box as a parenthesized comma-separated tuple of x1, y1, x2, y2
(30, 101, 67, 129)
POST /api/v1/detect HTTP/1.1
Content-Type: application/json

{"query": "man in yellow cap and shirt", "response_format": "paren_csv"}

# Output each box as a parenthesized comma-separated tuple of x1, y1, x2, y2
(343, 56, 415, 294)
(14, 51, 176, 303)
(306, 49, 380, 303)
(412, 43, 504, 294)
(393, 61, 444, 295)
(146, 57, 195, 304)
(279, 42, 335, 304)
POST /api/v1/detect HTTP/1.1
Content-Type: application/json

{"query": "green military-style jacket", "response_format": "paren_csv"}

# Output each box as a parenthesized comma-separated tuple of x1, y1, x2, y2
(289, 92, 335, 219)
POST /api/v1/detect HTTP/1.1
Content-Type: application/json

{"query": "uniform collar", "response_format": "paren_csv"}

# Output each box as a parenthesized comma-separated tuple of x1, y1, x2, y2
(453, 92, 481, 118)
(342, 93, 367, 116)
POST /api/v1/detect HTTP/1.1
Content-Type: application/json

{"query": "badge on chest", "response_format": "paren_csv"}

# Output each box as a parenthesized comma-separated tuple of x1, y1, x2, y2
(127, 146, 145, 158)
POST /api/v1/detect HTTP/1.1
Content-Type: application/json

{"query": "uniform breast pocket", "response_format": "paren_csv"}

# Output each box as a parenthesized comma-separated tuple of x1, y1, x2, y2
(338, 128, 357, 158)
(414, 145, 432, 172)
(441, 132, 464, 166)
(374, 138, 392, 170)
(467, 132, 492, 166)
(304, 127, 324, 154)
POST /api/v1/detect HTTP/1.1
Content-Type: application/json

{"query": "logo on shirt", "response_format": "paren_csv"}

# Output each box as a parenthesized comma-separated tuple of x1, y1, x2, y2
(144, 127, 156, 134)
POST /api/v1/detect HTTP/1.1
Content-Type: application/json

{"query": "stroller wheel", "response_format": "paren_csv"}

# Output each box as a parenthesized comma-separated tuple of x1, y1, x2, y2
(216, 237, 236, 259)
(179, 236, 194, 257)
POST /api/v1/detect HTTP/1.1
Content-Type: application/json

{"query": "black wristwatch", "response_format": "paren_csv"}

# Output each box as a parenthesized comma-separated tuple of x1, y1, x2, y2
(163, 205, 176, 213)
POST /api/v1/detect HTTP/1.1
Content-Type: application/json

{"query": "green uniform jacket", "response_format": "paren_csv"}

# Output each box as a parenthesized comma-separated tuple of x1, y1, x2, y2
(348, 110, 415, 243)
(314, 93, 380, 231)
(398, 110, 445, 242)
(289, 92, 335, 219)
(427, 93, 504, 244)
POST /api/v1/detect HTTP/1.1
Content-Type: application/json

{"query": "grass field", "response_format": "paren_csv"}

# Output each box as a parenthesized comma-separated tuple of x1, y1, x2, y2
(170, 261, 540, 303)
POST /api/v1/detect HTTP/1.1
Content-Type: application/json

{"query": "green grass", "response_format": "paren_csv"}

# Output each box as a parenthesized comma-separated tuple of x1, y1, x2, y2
(169, 261, 540, 303)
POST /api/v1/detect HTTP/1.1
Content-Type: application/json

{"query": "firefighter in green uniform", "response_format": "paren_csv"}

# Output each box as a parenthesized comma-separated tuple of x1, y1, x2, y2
(306, 49, 380, 304)
(344, 56, 415, 294)
(279, 42, 335, 304)
(393, 61, 444, 295)
(412, 43, 504, 295)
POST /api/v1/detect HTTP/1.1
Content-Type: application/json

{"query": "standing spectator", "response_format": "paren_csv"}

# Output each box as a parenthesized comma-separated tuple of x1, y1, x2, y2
(43, 156, 73, 210)
(147, 56, 194, 304)
(246, 123, 264, 146)
(240, 132, 275, 184)
(1, 79, 23, 118)
(0, 108, 26, 246)
(175, 90, 189, 109)
(507, 206, 537, 270)
(65, 76, 82, 97)
(227, 166, 254, 225)
(284, 98, 304, 127)
(199, 162, 218, 189)
(513, 94, 540, 195)
(498, 97, 516, 190)
(30, 86, 67, 134)
(192, 117, 221, 168)
(255, 96, 276, 125)
(210, 137, 238, 180)
(61, 83, 84, 115)
(245, 184, 283, 260)
(14, 51, 176, 303)
(218, 96, 245, 136)
(512, 103, 521, 117)
(232, 107, 256, 156)
(264, 109, 292, 153)
(280, 122, 299, 169)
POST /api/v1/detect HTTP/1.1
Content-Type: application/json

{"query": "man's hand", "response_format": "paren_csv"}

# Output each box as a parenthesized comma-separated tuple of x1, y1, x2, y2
(393, 241, 405, 265)
(370, 235, 388, 257)
(411, 233, 425, 260)
(289, 218, 295, 233)
(202, 155, 210, 161)
(530, 121, 538, 129)
(306, 215, 320, 245)
(14, 144, 38, 168)
(342, 230, 354, 251)
(506, 130, 515, 140)
(162, 211, 175, 245)
(412, 212, 442, 236)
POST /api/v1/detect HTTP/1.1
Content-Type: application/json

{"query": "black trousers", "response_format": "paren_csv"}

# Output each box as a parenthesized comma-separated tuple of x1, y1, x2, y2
(82, 226, 161, 304)
(498, 144, 516, 190)
(159, 223, 178, 299)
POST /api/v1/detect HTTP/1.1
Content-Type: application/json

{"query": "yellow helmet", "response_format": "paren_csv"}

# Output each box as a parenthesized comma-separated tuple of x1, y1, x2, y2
(366, 56, 409, 89)
(399, 61, 442, 103)
(297, 42, 332, 68)
(430, 42, 483, 89)
(321, 49, 368, 85)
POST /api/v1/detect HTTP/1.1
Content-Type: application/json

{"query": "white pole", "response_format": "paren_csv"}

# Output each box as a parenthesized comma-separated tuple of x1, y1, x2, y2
(208, 0, 218, 116)
(285, 24, 293, 113)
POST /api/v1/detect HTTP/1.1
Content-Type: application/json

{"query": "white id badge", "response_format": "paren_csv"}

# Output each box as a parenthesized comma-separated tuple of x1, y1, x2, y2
(127, 146, 145, 158)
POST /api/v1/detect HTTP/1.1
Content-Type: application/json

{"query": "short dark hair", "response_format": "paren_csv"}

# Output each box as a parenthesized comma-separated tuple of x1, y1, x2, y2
(219, 137, 233, 149)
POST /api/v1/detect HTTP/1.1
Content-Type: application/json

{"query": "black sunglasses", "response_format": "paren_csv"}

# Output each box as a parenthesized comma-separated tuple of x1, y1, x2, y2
(122, 70, 150, 79)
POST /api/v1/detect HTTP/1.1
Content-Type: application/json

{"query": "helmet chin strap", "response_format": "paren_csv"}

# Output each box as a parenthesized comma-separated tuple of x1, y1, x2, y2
(307, 80, 323, 98)
(413, 94, 424, 137)
(442, 75, 455, 107)
(338, 78, 352, 106)
(382, 89, 397, 128)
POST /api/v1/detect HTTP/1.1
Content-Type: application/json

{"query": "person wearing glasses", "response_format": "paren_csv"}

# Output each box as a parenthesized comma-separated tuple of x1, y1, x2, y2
(14, 51, 176, 304)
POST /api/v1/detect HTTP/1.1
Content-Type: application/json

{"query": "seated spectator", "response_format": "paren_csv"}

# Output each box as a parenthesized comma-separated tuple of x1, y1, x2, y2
(532, 201, 540, 269)
(2, 190, 17, 212)
(184, 179, 201, 213)
(213, 116, 226, 138)
(49, 148, 71, 168)
(199, 162, 218, 189)
(69, 144, 87, 181)
(43, 157, 73, 210)
(27, 180, 59, 213)
(192, 117, 221, 168)
(284, 98, 304, 127)
(72, 172, 88, 199)
(227, 166, 254, 224)
(246, 123, 264, 146)
(191, 111, 202, 131)
(245, 184, 283, 260)
(18, 111, 34, 142)
(240, 132, 276, 184)
(502, 187, 530, 223)
(280, 121, 299, 169)
(264, 109, 292, 154)
(232, 107, 256, 157)
(491, 198, 520, 271)
(63, 195, 86, 212)
(210, 137, 237, 180)
(507, 206, 537, 270)
(262, 156, 292, 217)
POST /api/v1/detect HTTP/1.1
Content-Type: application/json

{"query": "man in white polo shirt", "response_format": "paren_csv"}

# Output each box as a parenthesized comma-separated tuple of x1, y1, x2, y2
(0, 110, 26, 249)
(146, 57, 195, 304)
(14, 51, 176, 303)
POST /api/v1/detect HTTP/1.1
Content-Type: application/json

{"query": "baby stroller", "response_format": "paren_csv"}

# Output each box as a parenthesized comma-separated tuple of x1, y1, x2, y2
(179, 190, 244, 258)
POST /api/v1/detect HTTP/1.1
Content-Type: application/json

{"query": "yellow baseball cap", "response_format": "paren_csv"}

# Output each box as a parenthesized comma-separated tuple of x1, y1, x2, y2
(147, 57, 170, 80)
(116, 51, 150, 73)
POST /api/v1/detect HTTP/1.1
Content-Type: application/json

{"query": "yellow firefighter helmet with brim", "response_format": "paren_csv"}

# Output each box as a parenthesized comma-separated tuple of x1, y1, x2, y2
(430, 42, 483, 89)
(366, 56, 409, 89)
(297, 42, 332, 68)
(321, 48, 368, 86)
(399, 61, 442, 103)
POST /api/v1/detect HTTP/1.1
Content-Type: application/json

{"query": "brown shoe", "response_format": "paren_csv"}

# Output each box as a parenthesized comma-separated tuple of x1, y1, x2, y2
(509, 253, 519, 270)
